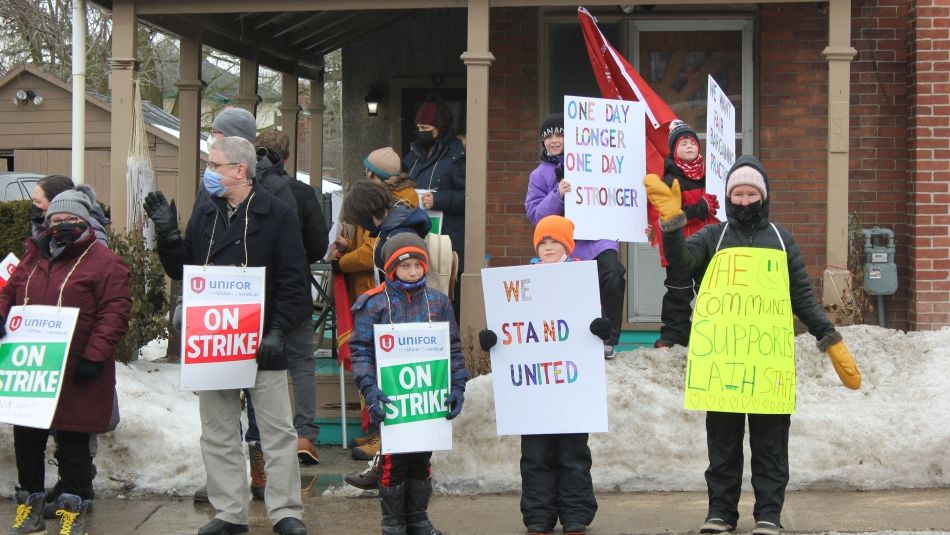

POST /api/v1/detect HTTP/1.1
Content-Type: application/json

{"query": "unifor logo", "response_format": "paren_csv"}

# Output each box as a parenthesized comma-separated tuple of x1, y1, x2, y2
(8, 315, 23, 331)
(379, 334, 395, 353)
(190, 277, 206, 294)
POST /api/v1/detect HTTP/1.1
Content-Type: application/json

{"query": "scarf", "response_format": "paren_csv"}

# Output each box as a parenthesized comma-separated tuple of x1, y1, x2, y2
(674, 152, 705, 181)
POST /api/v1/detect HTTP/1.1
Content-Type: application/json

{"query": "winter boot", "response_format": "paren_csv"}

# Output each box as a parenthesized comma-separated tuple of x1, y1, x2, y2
(6, 489, 45, 535)
(404, 479, 442, 535)
(54, 493, 90, 535)
(248, 441, 266, 501)
(345, 453, 381, 491)
(378, 482, 407, 535)
(350, 431, 379, 448)
(352, 434, 381, 461)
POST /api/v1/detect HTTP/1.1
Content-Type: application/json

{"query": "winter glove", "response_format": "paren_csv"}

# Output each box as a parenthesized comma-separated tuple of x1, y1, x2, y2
(143, 191, 180, 242)
(256, 325, 286, 370)
(445, 389, 464, 420)
(478, 329, 498, 351)
(643, 174, 684, 223)
(818, 332, 861, 389)
(684, 198, 710, 221)
(554, 164, 565, 181)
(703, 193, 719, 216)
(331, 260, 343, 274)
(75, 358, 103, 383)
(589, 317, 611, 342)
(363, 385, 391, 426)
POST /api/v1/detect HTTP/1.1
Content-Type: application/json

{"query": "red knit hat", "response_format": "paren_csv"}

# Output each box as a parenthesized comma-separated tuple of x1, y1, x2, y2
(414, 102, 439, 127)
(533, 215, 575, 255)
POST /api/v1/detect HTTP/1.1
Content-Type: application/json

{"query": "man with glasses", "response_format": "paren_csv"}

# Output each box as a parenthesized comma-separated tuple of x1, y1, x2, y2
(145, 136, 310, 535)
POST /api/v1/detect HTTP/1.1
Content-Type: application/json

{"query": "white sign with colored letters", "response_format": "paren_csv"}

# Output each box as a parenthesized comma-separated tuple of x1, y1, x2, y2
(0, 305, 79, 428)
(481, 261, 608, 436)
(563, 94, 647, 243)
(180, 265, 265, 391)
(375, 322, 453, 454)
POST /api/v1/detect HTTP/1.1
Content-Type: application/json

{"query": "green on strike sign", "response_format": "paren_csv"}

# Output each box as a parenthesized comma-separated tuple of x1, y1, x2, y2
(379, 359, 449, 424)
(374, 322, 454, 454)
(0, 305, 79, 428)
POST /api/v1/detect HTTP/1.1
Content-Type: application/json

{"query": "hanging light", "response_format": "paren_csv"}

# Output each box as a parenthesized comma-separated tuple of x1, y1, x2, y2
(365, 86, 382, 116)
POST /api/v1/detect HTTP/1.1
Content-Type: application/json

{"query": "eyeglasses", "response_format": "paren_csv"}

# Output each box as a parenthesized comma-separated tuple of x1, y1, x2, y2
(207, 162, 240, 171)
(49, 216, 82, 226)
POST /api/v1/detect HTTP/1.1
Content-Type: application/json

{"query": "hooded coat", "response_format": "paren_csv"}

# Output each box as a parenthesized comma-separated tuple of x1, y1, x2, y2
(404, 133, 466, 266)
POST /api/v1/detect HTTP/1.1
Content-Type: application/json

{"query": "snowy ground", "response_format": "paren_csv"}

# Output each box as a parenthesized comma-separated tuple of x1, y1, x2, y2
(1, 325, 948, 497)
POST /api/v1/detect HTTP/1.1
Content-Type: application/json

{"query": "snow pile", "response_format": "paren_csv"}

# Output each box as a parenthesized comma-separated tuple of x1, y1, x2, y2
(2, 326, 949, 497)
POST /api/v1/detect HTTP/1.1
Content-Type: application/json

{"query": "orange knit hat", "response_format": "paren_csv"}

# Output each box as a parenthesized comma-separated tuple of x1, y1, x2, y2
(533, 215, 575, 255)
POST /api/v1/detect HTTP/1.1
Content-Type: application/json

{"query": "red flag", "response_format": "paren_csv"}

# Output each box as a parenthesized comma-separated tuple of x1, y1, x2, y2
(333, 274, 353, 371)
(577, 6, 678, 176)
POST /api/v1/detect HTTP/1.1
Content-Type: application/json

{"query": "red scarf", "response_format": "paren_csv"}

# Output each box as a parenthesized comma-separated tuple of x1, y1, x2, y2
(674, 151, 705, 181)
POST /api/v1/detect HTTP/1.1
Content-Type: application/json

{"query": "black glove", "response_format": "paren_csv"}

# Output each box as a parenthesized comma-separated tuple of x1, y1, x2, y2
(684, 198, 710, 221)
(363, 385, 391, 426)
(478, 329, 497, 351)
(331, 260, 343, 274)
(256, 326, 286, 369)
(554, 164, 564, 181)
(75, 358, 103, 383)
(446, 389, 464, 420)
(143, 191, 180, 242)
(589, 317, 611, 341)
(0, 315, 6, 339)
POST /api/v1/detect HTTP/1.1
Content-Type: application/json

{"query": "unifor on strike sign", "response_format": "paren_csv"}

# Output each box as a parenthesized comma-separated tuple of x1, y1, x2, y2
(0, 305, 79, 428)
(375, 322, 452, 454)
(181, 265, 265, 391)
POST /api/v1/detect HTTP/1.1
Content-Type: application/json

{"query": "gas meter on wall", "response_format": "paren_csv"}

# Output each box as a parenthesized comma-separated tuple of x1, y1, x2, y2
(861, 227, 897, 296)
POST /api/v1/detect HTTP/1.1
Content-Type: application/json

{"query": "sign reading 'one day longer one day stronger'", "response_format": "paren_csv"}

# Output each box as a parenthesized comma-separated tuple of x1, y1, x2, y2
(181, 265, 265, 391)
(0, 305, 79, 428)
(685, 246, 796, 414)
(375, 322, 453, 454)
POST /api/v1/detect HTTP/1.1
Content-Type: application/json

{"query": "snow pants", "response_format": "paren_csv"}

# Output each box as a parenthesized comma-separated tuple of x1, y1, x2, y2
(380, 451, 432, 487)
(658, 262, 701, 346)
(15, 426, 93, 500)
(705, 411, 791, 526)
(595, 250, 626, 347)
(520, 433, 597, 531)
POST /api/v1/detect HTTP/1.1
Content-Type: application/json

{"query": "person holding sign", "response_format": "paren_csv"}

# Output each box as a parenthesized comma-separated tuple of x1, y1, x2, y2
(479, 215, 612, 535)
(649, 120, 721, 349)
(525, 113, 626, 357)
(644, 155, 861, 535)
(349, 233, 469, 535)
(145, 136, 310, 535)
(1, 189, 131, 535)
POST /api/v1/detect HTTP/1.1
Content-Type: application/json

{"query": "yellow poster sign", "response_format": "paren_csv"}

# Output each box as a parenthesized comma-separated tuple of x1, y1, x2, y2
(684, 247, 796, 414)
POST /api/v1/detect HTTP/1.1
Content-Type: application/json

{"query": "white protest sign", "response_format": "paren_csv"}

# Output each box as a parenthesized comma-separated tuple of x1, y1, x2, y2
(706, 76, 736, 204)
(375, 322, 452, 454)
(0, 252, 19, 291)
(481, 261, 608, 436)
(0, 305, 79, 428)
(181, 265, 265, 391)
(564, 95, 647, 243)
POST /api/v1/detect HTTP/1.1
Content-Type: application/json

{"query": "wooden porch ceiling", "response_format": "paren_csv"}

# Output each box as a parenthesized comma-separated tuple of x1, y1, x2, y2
(88, 2, 415, 79)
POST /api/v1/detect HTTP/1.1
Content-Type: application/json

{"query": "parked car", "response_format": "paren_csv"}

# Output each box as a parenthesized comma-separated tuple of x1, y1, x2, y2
(0, 172, 42, 202)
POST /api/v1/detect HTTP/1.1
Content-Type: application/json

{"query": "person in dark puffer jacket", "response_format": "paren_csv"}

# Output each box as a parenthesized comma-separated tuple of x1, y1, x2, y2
(645, 154, 861, 535)
(349, 233, 469, 535)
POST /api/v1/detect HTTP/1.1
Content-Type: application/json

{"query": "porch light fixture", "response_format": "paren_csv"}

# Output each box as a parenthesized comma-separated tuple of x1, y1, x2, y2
(365, 86, 382, 116)
(12, 89, 43, 106)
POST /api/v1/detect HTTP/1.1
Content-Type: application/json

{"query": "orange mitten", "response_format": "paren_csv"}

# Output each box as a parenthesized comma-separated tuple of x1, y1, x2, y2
(643, 174, 683, 222)
(826, 340, 861, 390)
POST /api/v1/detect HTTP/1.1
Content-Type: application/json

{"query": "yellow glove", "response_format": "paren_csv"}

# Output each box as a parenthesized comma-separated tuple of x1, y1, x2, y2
(826, 340, 861, 390)
(644, 174, 684, 222)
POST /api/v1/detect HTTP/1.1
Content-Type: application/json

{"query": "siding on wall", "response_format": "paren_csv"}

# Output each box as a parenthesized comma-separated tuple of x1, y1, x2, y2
(13, 149, 111, 204)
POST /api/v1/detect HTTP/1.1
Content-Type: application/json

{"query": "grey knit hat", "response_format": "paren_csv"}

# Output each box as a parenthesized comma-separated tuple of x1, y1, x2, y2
(212, 108, 257, 143)
(381, 233, 429, 280)
(46, 189, 93, 222)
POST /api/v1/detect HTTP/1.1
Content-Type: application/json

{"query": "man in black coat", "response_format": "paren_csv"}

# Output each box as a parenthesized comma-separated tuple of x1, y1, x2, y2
(145, 136, 309, 535)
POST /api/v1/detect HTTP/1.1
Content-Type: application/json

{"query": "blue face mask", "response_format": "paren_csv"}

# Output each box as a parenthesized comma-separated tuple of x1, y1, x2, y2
(203, 168, 226, 197)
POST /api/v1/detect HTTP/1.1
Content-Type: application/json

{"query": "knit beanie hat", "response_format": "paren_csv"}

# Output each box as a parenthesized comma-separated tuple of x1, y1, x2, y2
(364, 147, 402, 179)
(539, 112, 564, 141)
(667, 119, 698, 153)
(46, 188, 92, 222)
(381, 233, 430, 280)
(726, 165, 768, 200)
(533, 215, 575, 255)
(212, 108, 257, 143)
(415, 102, 439, 127)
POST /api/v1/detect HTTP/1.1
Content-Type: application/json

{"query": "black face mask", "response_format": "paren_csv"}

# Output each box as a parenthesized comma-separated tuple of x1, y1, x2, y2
(29, 204, 45, 226)
(729, 200, 764, 227)
(416, 130, 436, 148)
(51, 222, 88, 248)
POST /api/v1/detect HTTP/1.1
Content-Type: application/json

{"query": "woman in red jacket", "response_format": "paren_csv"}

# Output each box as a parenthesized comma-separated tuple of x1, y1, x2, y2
(0, 188, 131, 535)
